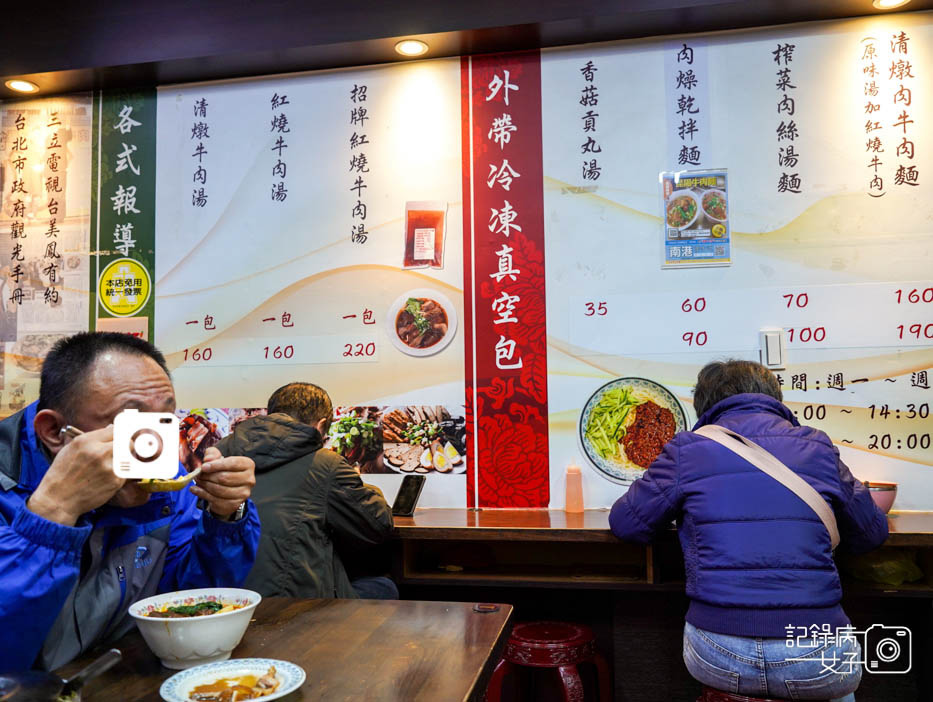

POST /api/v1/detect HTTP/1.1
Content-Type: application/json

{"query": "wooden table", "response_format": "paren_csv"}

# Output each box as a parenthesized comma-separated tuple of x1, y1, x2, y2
(392, 509, 933, 592)
(58, 597, 513, 701)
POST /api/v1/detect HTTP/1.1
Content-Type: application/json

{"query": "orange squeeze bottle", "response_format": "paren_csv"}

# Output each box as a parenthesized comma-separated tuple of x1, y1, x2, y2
(565, 462, 584, 513)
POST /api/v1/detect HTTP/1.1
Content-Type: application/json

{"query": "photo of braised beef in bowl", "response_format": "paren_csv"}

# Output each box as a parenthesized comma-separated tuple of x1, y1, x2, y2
(386, 289, 458, 357)
(396, 297, 448, 349)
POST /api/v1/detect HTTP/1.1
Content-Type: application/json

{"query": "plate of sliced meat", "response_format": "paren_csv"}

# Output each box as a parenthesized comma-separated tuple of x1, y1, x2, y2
(160, 658, 305, 701)
(382, 406, 467, 474)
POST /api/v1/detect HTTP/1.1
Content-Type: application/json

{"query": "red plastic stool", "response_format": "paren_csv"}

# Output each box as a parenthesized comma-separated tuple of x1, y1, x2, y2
(697, 686, 827, 702)
(484, 621, 611, 702)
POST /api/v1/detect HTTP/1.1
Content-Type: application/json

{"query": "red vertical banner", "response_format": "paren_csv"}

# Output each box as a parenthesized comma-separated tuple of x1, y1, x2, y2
(461, 52, 550, 508)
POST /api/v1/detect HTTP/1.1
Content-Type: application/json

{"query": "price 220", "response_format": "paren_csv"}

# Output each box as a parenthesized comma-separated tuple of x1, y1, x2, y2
(343, 342, 376, 358)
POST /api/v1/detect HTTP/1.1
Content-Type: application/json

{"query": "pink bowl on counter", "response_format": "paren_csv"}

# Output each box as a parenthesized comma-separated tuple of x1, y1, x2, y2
(865, 481, 897, 514)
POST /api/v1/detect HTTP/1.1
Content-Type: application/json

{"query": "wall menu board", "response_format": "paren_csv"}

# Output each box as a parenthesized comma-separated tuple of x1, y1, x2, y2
(0, 12, 931, 509)
(541, 13, 932, 510)
(154, 62, 469, 506)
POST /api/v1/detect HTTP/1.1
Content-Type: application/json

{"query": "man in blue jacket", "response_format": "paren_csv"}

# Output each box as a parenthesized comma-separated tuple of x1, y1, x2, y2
(0, 332, 260, 671)
(610, 360, 888, 701)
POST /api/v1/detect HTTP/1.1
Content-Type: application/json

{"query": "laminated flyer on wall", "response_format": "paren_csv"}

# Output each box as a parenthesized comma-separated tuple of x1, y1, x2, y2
(659, 169, 731, 268)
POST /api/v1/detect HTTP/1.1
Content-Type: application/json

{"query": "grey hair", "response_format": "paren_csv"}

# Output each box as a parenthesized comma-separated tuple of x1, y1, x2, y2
(692, 359, 782, 417)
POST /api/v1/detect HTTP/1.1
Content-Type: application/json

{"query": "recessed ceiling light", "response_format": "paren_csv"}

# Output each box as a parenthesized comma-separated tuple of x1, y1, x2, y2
(872, 0, 911, 9)
(5, 79, 39, 93)
(395, 40, 428, 57)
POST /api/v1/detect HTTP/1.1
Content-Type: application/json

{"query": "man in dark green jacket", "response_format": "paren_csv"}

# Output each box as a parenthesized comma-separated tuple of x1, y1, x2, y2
(216, 383, 393, 598)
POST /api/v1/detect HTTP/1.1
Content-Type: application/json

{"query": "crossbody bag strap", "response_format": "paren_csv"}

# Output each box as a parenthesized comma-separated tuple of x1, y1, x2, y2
(694, 424, 840, 549)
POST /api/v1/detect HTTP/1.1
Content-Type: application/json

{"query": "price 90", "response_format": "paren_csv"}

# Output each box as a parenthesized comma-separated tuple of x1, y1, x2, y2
(682, 331, 708, 346)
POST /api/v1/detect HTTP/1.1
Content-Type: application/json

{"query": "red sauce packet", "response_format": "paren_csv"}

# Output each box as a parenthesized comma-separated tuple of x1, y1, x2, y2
(403, 201, 447, 269)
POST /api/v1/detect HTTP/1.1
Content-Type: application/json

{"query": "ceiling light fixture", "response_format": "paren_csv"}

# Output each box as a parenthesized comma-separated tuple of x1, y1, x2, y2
(4, 79, 39, 93)
(395, 40, 429, 57)
(872, 0, 911, 9)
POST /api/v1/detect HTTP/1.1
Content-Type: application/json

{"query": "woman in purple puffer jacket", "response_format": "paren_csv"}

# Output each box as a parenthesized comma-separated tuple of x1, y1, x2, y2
(609, 360, 888, 701)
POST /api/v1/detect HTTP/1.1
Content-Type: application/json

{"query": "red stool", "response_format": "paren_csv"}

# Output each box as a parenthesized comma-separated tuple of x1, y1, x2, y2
(484, 621, 611, 702)
(697, 686, 827, 702)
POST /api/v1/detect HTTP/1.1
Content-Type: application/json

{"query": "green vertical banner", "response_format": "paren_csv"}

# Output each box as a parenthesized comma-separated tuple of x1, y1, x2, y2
(90, 89, 157, 340)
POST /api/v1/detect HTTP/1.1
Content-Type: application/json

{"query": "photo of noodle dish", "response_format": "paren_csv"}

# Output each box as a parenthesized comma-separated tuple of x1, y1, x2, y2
(665, 190, 699, 230)
(579, 377, 687, 485)
(386, 288, 458, 357)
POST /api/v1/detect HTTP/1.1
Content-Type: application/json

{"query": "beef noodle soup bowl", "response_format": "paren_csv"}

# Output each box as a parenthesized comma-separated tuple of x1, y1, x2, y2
(701, 189, 727, 222)
(665, 190, 700, 230)
(386, 289, 459, 357)
(129, 588, 261, 669)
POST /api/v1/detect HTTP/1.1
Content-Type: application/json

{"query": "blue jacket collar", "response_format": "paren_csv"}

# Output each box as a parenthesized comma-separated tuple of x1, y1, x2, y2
(19, 401, 49, 491)
(693, 393, 798, 430)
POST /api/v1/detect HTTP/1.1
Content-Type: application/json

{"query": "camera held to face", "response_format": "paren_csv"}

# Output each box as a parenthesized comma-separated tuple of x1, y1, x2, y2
(113, 409, 179, 480)
(863, 624, 912, 674)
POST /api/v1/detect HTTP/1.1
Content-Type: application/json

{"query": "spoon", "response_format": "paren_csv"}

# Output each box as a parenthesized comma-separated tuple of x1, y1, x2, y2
(138, 466, 201, 493)
(0, 648, 122, 701)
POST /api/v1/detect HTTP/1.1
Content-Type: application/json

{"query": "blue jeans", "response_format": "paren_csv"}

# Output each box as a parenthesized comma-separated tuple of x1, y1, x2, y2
(350, 575, 399, 600)
(684, 622, 861, 701)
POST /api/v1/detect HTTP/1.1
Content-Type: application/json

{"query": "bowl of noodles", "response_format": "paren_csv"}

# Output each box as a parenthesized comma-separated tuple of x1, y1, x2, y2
(665, 190, 700, 230)
(129, 588, 260, 669)
(579, 377, 687, 485)
(701, 189, 727, 223)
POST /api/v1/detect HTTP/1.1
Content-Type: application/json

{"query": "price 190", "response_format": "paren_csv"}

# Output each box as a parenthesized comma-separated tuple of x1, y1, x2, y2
(897, 323, 933, 340)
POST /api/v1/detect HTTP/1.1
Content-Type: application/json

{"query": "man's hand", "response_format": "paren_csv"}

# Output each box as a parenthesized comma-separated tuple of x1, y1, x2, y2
(27, 426, 121, 526)
(190, 446, 255, 520)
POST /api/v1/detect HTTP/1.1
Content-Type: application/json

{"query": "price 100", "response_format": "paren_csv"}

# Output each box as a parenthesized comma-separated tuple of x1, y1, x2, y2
(787, 327, 825, 343)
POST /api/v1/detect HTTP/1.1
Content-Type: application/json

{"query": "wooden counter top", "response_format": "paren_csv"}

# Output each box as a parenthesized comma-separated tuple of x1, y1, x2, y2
(394, 509, 933, 546)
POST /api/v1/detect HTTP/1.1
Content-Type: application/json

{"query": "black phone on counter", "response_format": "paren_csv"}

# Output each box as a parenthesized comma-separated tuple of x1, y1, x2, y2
(392, 475, 426, 517)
